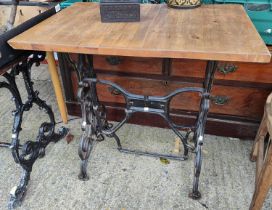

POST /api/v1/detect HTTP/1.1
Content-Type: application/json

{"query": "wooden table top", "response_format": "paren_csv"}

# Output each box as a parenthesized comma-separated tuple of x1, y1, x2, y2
(8, 3, 271, 63)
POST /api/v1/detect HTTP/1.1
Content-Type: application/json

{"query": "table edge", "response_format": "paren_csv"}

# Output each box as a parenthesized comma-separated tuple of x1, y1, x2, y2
(7, 40, 272, 63)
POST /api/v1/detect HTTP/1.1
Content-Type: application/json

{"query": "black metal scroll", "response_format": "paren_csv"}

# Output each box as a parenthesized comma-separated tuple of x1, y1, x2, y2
(0, 53, 68, 209)
(76, 53, 217, 199)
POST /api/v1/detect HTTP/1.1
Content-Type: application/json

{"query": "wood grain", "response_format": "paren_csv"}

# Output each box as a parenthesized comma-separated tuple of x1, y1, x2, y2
(70, 72, 270, 119)
(46, 51, 68, 124)
(8, 3, 271, 63)
(66, 102, 260, 139)
(249, 93, 272, 210)
(93, 55, 163, 75)
(171, 59, 272, 84)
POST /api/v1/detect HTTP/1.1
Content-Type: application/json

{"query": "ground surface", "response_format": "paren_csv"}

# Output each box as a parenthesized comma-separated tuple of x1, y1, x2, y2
(0, 65, 271, 210)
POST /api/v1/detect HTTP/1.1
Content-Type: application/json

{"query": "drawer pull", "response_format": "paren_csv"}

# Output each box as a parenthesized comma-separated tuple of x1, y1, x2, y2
(211, 95, 229, 105)
(108, 86, 121, 95)
(162, 81, 169, 86)
(217, 63, 237, 75)
(105, 56, 122, 65)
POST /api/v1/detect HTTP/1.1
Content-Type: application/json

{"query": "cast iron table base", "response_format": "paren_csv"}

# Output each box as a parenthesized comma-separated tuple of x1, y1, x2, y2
(0, 52, 68, 209)
(76, 54, 217, 199)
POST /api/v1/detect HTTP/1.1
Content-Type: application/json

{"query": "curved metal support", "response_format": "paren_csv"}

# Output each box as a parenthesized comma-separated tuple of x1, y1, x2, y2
(86, 78, 204, 136)
(8, 170, 30, 209)
(76, 55, 205, 175)
(189, 61, 218, 199)
(76, 54, 217, 200)
(77, 54, 113, 180)
(189, 144, 202, 199)
(0, 53, 69, 209)
(78, 134, 95, 181)
(91, 78, 204, 101)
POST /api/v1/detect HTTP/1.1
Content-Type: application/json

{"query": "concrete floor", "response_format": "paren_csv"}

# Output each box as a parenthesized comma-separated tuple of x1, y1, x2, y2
(0, 65, 271, 210)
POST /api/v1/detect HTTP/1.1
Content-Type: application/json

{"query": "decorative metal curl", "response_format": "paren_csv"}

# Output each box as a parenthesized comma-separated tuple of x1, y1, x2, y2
(76, 53, 217, 200)
(0, 53, 68, 209)
(77, 78, 112, 180)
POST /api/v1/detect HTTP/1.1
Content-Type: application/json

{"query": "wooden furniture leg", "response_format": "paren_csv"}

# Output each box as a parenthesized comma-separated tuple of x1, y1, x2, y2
(256, 136, 264, 186)
(250, 140, 272, 210)
(250, 114, 268, 162)
(250, 93, 272, 210)
(46, 51, 68, 124)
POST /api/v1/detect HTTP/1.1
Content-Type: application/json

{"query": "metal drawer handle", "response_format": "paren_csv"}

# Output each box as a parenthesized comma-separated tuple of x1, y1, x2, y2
(105, 56, 122, 65)
(108, 86, 121, 95)
(211, 95, 229, 105)
(217, 63, 238, 75)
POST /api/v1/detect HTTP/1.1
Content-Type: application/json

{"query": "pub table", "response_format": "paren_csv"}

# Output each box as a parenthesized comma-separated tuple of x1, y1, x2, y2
(8, 2, 271, 206)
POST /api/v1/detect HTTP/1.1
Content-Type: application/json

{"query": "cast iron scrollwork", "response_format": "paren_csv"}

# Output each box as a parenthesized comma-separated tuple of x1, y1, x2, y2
(189, 61, 217, 199)
(77, 82, 113, 180)
(76, 53, 217, 200)
(77, 54, 113, 181)
(0, 52, 68, 209)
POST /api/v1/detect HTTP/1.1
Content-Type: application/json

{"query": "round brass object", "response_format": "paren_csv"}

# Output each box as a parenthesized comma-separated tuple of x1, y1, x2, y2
(167, 0, 201, 9)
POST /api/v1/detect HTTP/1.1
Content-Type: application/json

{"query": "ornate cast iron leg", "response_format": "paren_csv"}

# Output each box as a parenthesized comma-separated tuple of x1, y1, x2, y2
(75, 53, 217, 199)
(80, 78, 202, 161)
(77, 54, 112, 180)
(0, 53, 68, 209)
(189, 61, 217, 200)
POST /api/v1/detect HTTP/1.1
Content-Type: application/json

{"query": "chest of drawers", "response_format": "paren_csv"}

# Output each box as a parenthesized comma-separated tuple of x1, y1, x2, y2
(58, 47, 272, 139)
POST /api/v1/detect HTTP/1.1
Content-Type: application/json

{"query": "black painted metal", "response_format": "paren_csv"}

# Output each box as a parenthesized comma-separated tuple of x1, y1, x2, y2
(76, 53, 217, 199)
(0, 6, 57, 68)
(0, 8, 64, 207)
(0, 1, 56, 7)
(0, 142, 22, 148)
(189, 60, 217, 199)
(57, 53, 76, 101)
(0, 53, 68, 209)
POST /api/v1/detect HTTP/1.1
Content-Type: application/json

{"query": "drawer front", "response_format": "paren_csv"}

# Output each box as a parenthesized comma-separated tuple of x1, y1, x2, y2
(171, 59, 272, 84)
(93, 55, 163, 75)
(93, 74, 269, 119)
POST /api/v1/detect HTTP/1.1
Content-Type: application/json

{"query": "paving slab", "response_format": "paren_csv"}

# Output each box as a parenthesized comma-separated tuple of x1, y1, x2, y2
(0, 64, 271, 210)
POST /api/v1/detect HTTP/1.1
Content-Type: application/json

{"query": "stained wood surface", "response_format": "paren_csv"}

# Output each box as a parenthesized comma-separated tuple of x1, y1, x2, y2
(66, 102, 260, 139)
(8, 3, 271, 63)
(69, 72, 269, 119)
(93, 55, 163, 75)
(172, 59, 272, 84)
(249, 93, 272, 210)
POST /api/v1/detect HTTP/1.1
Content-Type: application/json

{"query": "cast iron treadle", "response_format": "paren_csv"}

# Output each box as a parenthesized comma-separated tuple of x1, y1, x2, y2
(0, 53, 69, 209)
(118, 148, 188, 160)
(76, 53, 217, 200)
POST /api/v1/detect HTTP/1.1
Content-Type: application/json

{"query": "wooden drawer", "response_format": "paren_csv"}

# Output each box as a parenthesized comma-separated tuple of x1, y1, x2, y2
(93, 55, 163, 75)
(59, 51, 272, 139)
(90, 75, 269, 119)
(171, 59, 272, 84)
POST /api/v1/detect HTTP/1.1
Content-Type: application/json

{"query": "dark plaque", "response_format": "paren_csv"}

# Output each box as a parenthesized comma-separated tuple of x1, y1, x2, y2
(100, 0, 140, 23)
